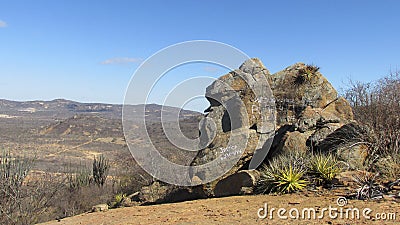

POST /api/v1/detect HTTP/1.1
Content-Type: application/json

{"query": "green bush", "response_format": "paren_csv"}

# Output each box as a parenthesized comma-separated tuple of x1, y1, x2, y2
(109, 193, 127, 208)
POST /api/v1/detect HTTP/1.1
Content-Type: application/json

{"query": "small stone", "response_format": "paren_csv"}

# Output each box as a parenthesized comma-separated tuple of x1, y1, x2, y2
(91, 204, 108, 212)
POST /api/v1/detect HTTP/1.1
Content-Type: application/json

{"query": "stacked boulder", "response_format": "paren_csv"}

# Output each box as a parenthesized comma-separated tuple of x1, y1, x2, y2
(188, 59, 363, 197)
(135, 58, 369, 203)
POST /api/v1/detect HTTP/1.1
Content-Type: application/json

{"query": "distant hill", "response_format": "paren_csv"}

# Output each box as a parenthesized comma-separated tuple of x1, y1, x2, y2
(0, 99, 202, 172)
(0, 99, 201, 120)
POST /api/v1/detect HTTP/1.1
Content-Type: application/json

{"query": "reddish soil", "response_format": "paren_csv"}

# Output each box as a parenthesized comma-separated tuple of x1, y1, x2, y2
(40, 194, 399, 225)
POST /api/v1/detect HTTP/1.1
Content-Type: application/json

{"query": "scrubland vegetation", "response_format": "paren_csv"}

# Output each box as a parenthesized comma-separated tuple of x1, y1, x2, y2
(0, 151, 150, 224)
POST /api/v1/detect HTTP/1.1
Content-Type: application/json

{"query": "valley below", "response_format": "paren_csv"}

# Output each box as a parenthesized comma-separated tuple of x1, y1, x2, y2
(0, 98, 201, 179)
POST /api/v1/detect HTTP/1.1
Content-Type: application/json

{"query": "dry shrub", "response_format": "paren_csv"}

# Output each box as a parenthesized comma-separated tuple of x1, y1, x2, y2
(0, 152, 143, 224)
(0, 150, 62, 224)
(344, 71, 400, 179)
(53, 183, 115, 219)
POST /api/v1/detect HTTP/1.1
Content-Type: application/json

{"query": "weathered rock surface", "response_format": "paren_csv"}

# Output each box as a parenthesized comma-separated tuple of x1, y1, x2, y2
(138, 181, 169, 204)
(133, 58, 365, 204)
(190, 58, 276, 195)
(277, 130, 313, 153)
(270, 63, 340, 120)
(315, 122, 371, 168)
(189, 59, 359, 197)
(214, 170, 260, 197)
(138, 181, 207, 205)
(269, 64, 354, 158)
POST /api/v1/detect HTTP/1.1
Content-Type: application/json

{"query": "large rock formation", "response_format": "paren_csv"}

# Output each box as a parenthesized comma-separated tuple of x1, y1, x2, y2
(190, 58, 276, 195)
(267, 63, 354, 157)
(189, 59, 356, 197)
(132, 58, 365, 204)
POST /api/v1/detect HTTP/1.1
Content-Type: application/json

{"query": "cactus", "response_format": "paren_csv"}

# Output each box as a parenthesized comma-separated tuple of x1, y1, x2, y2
(66, 162, 92, 191)
(93, 155, 110, 187)
(0, 149, 34, 223)
(0, 149, 33, 193)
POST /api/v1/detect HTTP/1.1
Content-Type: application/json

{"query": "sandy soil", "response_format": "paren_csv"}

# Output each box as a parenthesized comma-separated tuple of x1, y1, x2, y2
(40, 194, 399, 225)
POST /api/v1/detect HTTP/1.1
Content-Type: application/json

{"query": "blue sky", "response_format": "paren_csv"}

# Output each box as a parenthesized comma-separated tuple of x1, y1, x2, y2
(0, 0, 399, 112)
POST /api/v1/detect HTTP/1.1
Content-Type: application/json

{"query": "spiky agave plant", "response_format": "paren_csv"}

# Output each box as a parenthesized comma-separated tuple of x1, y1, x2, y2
(309, 153, 341, 184)
(257, 153, 308, 194)
(275, 165, 308, 193)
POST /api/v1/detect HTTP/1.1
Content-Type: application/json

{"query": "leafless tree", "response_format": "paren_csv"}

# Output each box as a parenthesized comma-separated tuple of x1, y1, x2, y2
(344, 71, 400, 179)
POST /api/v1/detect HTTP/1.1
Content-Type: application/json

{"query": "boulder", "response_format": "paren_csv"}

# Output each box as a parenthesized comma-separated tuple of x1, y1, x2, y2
(189, 59, 360, 196)
(91, 204, 108, 212)
(214, 170, 260, 197)
(316, 123, 371, 168)
(323, 97, 353, 121)
(137, 181, 207, 205)
(338, 143, 369, 169)
(307, 123, 343, 146)
(278, 130, 314, 153)
(138, 181, 169, 204)
(269, 63, 340, 127)
(190, 58, 276, 194)
(267, 65, 354, 157)
(135, 58, 367, 201)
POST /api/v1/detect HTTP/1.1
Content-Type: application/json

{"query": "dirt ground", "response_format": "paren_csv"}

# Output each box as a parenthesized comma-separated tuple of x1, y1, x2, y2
(40, 193, 399, 225)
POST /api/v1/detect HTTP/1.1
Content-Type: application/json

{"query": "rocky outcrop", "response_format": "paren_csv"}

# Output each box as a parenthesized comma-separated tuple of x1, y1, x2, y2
(189, 59, 356, 197)
(270, 63, 340, 121)
(133, 58, 365, 204)
(268, 64, 354, 157)
(91, 204, 109, 212)
(190, 58, 276, 195)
